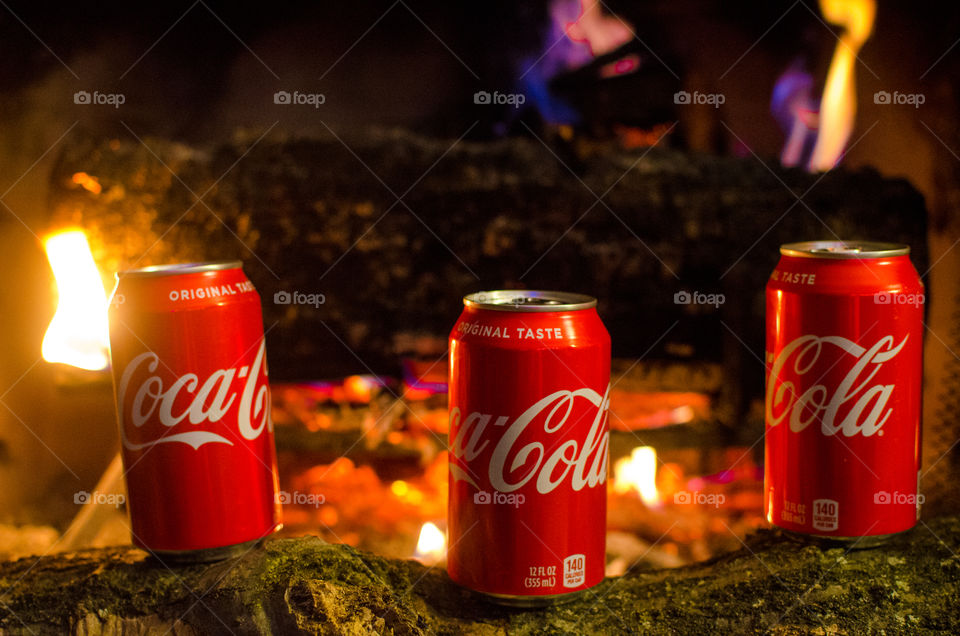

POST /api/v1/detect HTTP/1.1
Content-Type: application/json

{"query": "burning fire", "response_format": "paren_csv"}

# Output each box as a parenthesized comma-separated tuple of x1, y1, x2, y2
(41, 230, 111, 371)
(771, 63, 818, 168)
(563, 0, 634, 58)
(520, 0, 637, 125)
(413, 521, 446, 564)
(807, 0, 876, 171)
(613, 446, 660, 507)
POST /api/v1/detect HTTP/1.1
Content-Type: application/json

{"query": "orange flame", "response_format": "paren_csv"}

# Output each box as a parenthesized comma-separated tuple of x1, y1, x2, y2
(41, 230, 110, 371)
(613, 446, 660, 507)
(808, 0, 876, 171)
(413, 521, 446, 564)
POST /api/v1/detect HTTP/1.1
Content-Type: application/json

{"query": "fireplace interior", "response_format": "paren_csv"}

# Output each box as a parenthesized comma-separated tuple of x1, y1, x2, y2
(0, 0, 959, 633)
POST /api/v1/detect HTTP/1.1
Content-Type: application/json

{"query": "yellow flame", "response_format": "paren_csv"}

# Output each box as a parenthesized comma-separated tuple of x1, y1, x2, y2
(613, 446, 659, 507)
(808, 0, 876, 171)
(414, 521, 446, 563)
(41, 230, 110, 371)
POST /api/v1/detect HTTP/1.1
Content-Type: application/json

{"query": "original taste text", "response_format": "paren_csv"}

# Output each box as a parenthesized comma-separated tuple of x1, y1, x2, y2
(457, 321, 565, 340)
(169, 280, 255, 302)
(771, 270, 817, 285)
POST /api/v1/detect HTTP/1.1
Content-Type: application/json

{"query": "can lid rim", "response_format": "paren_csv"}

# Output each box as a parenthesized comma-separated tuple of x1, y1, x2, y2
(464, 290, 597, 312)
(780, 241, 910, 259)
(116, 261, 244, 278)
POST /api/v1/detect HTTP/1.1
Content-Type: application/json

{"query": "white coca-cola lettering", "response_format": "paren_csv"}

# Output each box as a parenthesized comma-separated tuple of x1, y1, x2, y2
(766, 334, 908, 437)
(237, 344, 270, 440)
(449, 412, 507, 462)
(449, 385, 609, 494)
(118, 340, 271, 450)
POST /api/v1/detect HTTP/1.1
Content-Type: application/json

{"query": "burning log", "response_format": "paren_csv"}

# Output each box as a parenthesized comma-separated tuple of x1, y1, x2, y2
(1, 517, 958, 634)
(48, 129, 927, 394)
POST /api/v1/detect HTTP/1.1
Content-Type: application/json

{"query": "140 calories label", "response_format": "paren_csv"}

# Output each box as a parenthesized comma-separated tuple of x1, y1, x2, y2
(563, 554, 586, 588)
(812, 499, 839, 531)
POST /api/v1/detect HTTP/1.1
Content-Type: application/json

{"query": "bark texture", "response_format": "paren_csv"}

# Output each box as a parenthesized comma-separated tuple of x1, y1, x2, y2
(1, 517, 958, 635)
(49, 129, 928, 387)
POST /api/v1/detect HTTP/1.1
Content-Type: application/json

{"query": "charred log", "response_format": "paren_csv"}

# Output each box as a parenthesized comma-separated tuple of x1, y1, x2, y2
(48, 128, 928, 442)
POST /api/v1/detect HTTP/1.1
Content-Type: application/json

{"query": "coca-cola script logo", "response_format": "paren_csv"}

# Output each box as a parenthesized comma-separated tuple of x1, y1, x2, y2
(117, 340, 271, 450)
(766, 334, 908, 437)
(449, 386, 610, 494)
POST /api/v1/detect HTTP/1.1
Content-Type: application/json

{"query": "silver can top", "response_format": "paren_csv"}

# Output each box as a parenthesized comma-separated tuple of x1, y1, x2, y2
(780, 241, 910, 259)
(117, 261, 243, 278)
(464, 290, 597, 312)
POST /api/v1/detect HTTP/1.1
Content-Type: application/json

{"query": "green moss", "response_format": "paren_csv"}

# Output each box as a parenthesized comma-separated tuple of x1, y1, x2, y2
(2, 521, 960, 634)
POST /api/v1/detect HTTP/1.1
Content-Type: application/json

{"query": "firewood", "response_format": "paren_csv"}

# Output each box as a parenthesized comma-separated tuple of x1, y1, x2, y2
(1, 516, 957, 634)
(48, 128, 928, 448)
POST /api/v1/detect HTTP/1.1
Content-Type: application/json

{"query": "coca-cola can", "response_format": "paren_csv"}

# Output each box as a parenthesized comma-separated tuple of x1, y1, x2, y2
(448, 290, 610, 605)
(765, 241, 923, 545)
(108, 261, 281, 561)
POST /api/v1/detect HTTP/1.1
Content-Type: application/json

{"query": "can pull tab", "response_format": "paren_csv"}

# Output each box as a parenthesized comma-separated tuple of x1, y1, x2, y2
(812, 245, 862, 254)
(779, 241, 909, 258)
(509, 297, 564, 306)
(463, 290, 597, 312)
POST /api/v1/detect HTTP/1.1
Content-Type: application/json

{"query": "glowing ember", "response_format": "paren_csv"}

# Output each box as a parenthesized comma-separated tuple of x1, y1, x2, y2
(669, 405, 695, 425)
(608, 391, 708, 431)
(71, 172, 102, 195)
(413, 521, 445, 564)
(41, 230, 110, 371)
(807, 0, 876, 171)
(342, 375, 377, 403)
(613, 446, 660, 507)
(391, 480, 425, 506)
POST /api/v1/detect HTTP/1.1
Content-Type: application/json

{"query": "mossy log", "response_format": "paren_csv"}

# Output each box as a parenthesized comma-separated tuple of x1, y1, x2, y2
(1, 517, 958, 635)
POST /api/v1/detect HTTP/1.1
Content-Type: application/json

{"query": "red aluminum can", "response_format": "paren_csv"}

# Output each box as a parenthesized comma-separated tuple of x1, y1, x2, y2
(448, 290, 610, 605)
(108, 261, 281, 560)
(765, 241, 923, 544)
